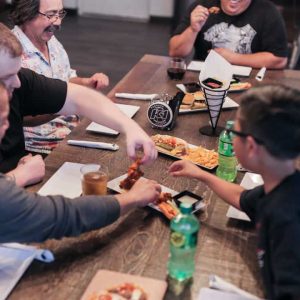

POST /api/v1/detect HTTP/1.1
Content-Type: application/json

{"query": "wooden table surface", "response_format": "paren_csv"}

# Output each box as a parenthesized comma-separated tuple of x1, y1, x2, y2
(9, 55, 300, 300)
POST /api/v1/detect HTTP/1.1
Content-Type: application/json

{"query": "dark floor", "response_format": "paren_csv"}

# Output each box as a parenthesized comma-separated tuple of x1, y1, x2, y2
(0, 9, 171, 91)
(1, 4, 299, 92)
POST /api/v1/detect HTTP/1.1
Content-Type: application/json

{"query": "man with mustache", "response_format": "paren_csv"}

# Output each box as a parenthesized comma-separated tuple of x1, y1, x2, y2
(10, 0, 109, 155)
(0, 80, 161, 243)
(169, 0, 288, 69)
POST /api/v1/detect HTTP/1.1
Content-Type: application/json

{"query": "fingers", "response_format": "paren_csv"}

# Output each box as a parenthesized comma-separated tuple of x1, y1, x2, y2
(91, 73, 109, 90)
(140, 141, 157, 165)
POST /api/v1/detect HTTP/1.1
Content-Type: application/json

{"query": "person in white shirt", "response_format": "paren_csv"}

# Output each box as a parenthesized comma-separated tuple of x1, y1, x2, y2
(10, 0, 110, 154)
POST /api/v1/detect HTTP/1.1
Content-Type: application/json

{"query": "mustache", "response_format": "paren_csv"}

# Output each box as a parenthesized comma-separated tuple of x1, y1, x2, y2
(44, 25, 61, 33)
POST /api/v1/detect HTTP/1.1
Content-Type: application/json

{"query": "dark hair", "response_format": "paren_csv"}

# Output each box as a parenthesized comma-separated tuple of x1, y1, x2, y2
(239, 85, 300, 159)
(10, 0, 40, 26)
(0, 23, 23, 57)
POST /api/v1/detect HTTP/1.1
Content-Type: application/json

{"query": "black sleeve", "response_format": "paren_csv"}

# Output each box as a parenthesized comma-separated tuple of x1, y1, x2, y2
(269, 212, 300, 299)
(259, 3, 288, 57)
(0, 175, 120, 243)
(239, 186, 264, 222)
(172, 1, 201, 36)
(18, 68, 67, 116)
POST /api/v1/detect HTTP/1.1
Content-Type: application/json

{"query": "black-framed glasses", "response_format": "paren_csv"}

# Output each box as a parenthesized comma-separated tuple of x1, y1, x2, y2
(38, 10, 67, 21)
(226, 128, 264, 145)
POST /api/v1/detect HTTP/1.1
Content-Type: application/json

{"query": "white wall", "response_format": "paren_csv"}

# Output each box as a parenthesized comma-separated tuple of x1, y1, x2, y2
(63, 0, 78, 9)
(150, 0, 174, 17)
(6, 0, 78, 9)
(78, 0, 174, 19)
(78, 0, 150, 20)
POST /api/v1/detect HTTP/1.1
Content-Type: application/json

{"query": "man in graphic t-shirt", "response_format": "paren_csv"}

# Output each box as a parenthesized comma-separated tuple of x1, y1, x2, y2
(169, 0, 288, 69)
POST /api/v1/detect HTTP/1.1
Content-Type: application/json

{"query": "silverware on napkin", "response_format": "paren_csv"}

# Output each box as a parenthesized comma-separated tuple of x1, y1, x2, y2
(67, 140, 119, 151)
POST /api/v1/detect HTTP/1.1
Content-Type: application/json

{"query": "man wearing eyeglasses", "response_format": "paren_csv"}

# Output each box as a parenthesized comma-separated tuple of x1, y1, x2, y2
(170, 0, 288, 69)
(9, 0, 109, 155)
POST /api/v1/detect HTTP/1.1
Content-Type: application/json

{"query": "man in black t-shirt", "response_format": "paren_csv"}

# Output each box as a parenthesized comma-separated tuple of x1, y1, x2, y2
(170, 0, 288, 69)
(0, 22, 157, 186)
(169, 85, 300, 299)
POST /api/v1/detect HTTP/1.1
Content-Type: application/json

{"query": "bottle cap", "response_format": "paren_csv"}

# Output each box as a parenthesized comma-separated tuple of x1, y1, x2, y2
(179, 202, 192, 214)
(225, 120, 234, 130)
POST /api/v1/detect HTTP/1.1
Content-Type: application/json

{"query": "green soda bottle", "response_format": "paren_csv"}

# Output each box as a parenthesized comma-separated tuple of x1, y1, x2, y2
(167, 203, 200, 295)
(216, 120, 237, 182)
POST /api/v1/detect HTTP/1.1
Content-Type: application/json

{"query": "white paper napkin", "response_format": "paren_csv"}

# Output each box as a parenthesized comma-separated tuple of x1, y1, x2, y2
(209, 275, 262, 299)
(187, 61, 252, 77)
(0, 243, 54, 300)
(199, 50, 233, 128)
(115, 93, 157, 100)
(198, 288, 259, 300)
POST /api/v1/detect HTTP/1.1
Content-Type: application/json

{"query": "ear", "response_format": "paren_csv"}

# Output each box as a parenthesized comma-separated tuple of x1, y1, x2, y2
(245, 136, 260, 159)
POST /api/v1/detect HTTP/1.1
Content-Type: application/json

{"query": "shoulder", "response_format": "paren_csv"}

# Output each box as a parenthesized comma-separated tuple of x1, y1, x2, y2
(250, 0, 281, 16)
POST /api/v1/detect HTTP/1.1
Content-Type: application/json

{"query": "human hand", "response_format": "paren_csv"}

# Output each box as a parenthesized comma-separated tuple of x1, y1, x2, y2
(126, 127, 157, 165)
(12, 154, 45, 187)
(128, 178, 161, 207)
(190, 5, 209, 33)
(168, 160, 205, 179)
(86, 73, 109, 90)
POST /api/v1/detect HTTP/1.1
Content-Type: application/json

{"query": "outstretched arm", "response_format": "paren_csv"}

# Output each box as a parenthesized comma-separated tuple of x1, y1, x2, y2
(169, 160, 244, 209)
(59, 83, 157, 164)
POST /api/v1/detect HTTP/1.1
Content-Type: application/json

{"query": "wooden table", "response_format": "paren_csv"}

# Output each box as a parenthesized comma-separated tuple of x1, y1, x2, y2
(9, 55, 300, 300)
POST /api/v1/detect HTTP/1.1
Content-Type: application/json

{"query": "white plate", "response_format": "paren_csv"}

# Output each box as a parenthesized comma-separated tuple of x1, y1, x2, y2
(155, 143, 218, 170)
(226, 172, 263, 222)
(38, 162, 86, 198)
(178, 95, 239, 114)
(187, 60, 252, 77)
(86, 103, 140, 135)
(107, 174, 206, 215)
(107, 174, 178, 214)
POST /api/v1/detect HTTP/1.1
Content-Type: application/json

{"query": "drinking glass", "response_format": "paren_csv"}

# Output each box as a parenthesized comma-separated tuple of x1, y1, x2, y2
(167, 57, 186, 80)
(81, 164, 108, 196)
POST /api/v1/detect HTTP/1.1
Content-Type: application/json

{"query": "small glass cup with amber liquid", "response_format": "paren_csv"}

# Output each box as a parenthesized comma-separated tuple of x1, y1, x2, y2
(81, 164, 108, 196)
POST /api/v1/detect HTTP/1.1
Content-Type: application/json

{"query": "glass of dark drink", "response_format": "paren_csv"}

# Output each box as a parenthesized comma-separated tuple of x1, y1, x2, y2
(167, 57, 186, 80)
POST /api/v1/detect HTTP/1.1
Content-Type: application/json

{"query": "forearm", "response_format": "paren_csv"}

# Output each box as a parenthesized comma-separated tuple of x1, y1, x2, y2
(169, 27, 198, 57)
(227, 52, 287, 69)
(0, 178, 120, 243)
(115, 193, 137, 215)
(60, 83, 140, 134)
(69, 76, 88, 87)
(7, 169, 28, 187)
(196, 171, 244, 209)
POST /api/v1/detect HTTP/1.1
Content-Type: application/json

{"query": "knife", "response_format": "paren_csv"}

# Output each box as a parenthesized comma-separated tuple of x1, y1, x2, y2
(67, 140, 119, 151)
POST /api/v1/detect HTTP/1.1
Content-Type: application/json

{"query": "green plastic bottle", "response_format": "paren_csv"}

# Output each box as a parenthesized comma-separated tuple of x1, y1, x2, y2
(167, 203, 200, 295)
(216, 120, 237, 182)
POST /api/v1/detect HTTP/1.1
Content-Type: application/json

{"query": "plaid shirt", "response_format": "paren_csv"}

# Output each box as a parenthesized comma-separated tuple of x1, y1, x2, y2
(12, 26, 79, 154)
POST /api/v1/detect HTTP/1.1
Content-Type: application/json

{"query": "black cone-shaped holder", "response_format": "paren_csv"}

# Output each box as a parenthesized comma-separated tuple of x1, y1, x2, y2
(199, 85, 229, 136)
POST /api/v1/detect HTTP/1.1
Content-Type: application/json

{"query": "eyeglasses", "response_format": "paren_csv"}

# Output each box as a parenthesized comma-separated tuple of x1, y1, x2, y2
(38, 10, 67, 21)
(226, 128, 264, 145)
